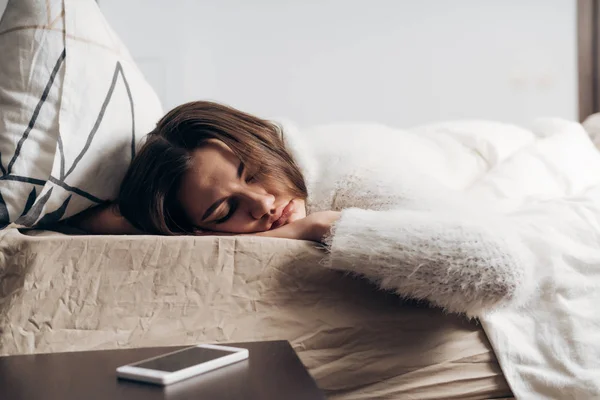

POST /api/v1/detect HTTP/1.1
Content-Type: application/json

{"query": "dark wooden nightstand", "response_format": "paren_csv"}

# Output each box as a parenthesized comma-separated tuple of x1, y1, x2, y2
(0, 340, 325, 400)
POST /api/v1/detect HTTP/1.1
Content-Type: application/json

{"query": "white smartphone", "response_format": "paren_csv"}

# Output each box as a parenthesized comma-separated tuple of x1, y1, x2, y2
(116, 344, 249, 385)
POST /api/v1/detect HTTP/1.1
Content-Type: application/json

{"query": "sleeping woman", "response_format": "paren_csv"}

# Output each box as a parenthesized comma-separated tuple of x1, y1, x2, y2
(72, 101, 534, 316)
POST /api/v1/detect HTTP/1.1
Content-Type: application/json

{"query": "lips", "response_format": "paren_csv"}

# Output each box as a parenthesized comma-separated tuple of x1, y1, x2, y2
(270, 201, 294, 230)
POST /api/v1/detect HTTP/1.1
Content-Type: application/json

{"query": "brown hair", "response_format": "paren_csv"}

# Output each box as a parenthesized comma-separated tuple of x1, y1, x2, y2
(118, 101, 307, 235)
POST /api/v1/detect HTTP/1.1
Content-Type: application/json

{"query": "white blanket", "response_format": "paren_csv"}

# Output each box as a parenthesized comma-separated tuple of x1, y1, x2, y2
(414, 119, 600, 398)
(284, 116, 600, 398)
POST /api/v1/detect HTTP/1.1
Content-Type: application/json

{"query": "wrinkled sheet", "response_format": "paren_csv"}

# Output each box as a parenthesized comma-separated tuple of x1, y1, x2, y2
(0, 229, 510, 399)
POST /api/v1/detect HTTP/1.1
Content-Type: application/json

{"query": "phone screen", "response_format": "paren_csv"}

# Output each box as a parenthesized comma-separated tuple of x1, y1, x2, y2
(135, 347, 236, 372)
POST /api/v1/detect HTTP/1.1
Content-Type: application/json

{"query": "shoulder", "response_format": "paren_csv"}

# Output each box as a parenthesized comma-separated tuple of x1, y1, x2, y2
(273, 119, 320, 195)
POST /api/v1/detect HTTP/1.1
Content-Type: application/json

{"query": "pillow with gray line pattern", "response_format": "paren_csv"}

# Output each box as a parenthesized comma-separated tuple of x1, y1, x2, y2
(0, 0, 163, 228)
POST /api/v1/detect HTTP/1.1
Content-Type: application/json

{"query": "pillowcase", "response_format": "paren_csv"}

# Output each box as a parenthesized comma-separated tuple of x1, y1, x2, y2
(0, 0, 163, 228)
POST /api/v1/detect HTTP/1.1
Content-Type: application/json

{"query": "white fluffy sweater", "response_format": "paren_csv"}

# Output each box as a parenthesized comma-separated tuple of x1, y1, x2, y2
(279, 120, 534, 316)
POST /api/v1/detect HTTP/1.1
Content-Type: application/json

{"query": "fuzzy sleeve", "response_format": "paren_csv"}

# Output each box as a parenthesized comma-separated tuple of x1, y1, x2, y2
(323, 207, 535, 316)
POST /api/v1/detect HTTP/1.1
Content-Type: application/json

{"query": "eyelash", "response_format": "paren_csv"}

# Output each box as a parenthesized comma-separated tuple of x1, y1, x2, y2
(214, 165, 256, 225)
(215, 200, 238, 224)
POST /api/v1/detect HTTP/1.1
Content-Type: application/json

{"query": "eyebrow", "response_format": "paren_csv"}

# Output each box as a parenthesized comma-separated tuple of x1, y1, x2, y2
(200, 161, 245, 223)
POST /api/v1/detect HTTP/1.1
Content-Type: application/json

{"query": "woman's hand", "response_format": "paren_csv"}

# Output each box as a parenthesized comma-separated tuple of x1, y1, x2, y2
(194, 211, 341, 242)
(253, 211, 341, 242)
(70, 202, 340, 241)
(68, 203, 142, 235)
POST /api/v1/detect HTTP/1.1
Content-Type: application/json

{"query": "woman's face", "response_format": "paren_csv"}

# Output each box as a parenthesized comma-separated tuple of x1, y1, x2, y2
(177, 140, 307, 234)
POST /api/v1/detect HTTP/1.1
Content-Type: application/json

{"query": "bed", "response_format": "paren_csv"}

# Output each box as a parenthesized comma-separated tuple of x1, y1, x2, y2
(1, 1, 599, 399)
(0, 228, 511, 399)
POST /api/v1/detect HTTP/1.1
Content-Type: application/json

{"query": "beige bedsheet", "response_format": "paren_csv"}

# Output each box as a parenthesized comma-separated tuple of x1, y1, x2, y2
(0, 228, 511, 399)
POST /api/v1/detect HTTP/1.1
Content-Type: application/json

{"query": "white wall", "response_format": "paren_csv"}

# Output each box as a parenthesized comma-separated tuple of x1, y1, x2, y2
(47, 1, 584, 127)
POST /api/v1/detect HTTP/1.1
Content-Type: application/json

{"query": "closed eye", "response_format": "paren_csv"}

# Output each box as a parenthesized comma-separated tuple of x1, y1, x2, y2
(215, 199, 238, 224)
(241, 163, 259, 183)
(239, 162, 256, 183)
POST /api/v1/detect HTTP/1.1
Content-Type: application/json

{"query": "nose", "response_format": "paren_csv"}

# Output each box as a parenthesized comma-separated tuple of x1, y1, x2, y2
(244, 189, 275, 220)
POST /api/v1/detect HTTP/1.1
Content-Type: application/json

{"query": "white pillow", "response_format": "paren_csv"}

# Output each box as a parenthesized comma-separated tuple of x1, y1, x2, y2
(0, 0, 163, 228)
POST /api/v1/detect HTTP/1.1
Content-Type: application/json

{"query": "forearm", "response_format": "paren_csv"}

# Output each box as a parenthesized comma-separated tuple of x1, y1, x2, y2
(252, 211, 340, 242)
(252, 222, 308, 240)
(68, 203, 142, 235)
(324, 208, 534, 316)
